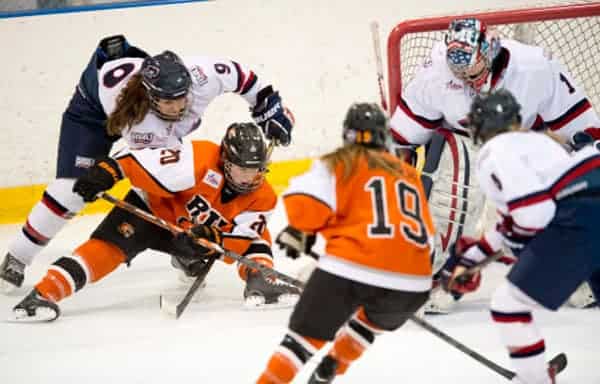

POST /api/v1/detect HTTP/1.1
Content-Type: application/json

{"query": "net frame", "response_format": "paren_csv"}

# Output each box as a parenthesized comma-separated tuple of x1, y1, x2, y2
(386, 3, 600, 114)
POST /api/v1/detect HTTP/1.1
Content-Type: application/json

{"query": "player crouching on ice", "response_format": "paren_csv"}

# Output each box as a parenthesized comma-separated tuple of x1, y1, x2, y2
(256, 103, 435, 384)
(443, 89, 600, 383)
(11, 122, 299, 322)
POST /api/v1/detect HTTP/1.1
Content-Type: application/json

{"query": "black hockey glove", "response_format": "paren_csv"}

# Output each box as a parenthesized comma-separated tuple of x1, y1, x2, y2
(73, 157, 123, 202)
(171, 224, 223, 277)
(95, 35, 149, 69)
(172, 224, 223, 260)
(252, 86, 294, 146)
(275, 226, 316, 260)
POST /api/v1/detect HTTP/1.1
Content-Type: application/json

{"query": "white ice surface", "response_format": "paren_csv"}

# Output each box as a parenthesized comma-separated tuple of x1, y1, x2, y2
(0, 199, 598, 383)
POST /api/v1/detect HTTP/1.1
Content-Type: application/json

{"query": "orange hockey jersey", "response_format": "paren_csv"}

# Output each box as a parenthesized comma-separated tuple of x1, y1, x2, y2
(283, 152, 434, 292)
(113, 140, 276, 263)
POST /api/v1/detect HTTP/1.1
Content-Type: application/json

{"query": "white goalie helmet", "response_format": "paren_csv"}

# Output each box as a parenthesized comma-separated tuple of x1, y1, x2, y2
(446, 18, 501, 92)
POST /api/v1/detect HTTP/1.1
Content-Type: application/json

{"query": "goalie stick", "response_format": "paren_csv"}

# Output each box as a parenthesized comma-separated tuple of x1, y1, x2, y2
(370, 21, 389, 112)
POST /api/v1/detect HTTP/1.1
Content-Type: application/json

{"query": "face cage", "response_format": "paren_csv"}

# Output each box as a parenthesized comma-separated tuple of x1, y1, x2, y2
(148, 92, 191, 122)
(447, 51, 491, 92)
(223, 160, 266, 194)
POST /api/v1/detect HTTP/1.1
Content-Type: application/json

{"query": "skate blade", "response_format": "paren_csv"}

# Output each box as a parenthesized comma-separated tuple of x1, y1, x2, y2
(6, 308, 59, 323)
(243, 293, 299, 310)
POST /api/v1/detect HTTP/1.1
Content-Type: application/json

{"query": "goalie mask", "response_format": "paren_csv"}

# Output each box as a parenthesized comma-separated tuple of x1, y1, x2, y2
(141, 50, 192, 121)
(469, 89, 522, 145)
(446, 18, 501, 92)
(342, 103, 390, 150)
(221, 123, 269, 193)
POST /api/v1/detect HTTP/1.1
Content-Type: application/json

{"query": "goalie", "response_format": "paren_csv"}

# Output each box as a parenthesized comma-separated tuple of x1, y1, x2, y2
(389, 17, 600, 313)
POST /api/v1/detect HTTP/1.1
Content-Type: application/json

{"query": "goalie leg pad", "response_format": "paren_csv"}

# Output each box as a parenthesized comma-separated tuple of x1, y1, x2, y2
(421, 130, 486, 274)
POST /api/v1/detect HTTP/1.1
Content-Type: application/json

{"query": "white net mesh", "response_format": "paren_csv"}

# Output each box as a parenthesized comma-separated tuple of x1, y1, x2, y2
(391, 4, 600, 113)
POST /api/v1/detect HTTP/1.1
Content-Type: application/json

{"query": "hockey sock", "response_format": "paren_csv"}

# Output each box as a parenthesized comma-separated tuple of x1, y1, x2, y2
(8, 179, 84, 265)
(257, 330, 326, 384)
(491, 282, 551, 383)
(36, 239, 125, 302)
(328, 307, 384, 375)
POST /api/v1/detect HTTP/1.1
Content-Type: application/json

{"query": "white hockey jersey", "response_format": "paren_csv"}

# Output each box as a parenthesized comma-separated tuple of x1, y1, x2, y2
(476, 131, 600, 251)
(97, 55, 267, 149)
(390, 40, 600, 145)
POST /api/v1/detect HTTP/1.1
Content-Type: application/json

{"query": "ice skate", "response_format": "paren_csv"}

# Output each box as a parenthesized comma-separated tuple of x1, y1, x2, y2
(0, 253, 25, 294)
(308, 355, 338, 383)
(243, 270, 300, 309)
(10, 288, 60, 322)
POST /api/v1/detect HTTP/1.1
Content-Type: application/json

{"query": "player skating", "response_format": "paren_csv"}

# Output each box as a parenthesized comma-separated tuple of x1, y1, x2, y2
(256, 103, 434, 383)
(0, 35, 294, 293)
(10, 122, 299, 322)
(443, 89, 600, 383)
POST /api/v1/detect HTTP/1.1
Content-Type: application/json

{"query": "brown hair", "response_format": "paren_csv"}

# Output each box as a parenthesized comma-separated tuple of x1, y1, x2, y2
(106, 74, 151, 136)
(321, 144, 404, 182)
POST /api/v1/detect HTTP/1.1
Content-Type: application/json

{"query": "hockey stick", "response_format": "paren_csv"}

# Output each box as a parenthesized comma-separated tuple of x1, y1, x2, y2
(160, 256, 217, 319)
(303, 249, 550, 379)
(409, 315, 568, 380)
(370, 21, 389, 112)
(101, 193, 305, 289)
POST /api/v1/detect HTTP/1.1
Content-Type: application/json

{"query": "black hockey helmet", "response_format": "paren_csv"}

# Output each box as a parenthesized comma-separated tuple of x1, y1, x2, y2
(342, 102, 389, 150)
(221, 122, 269, 193)
(141, 50, 192, 120)
(469, 89, 522, 145)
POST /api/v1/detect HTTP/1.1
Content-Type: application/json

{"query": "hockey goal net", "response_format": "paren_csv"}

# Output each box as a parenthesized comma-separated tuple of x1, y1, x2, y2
(387, 2, 600, 114)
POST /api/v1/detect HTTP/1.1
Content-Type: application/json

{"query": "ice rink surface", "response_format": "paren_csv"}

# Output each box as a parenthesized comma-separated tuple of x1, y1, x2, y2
(0, 199, 598, 383)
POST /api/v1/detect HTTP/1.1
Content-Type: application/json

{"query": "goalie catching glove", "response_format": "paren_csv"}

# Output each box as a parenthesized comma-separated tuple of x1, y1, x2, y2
(275, 226, 316, 260)
(171, 224, 222, 277)
(251, 86, 294, 146)
(73, 157, 123, 202)
(441, 236, 495, 294)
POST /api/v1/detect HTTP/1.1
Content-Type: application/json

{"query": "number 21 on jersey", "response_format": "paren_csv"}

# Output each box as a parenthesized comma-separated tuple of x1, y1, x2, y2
(365, 176, 429, 247)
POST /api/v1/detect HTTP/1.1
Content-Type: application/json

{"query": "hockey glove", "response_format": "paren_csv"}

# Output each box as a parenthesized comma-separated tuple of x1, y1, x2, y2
(95, 35, 148, 69)
(252, 86, 294, 146)
(173, 224, 222, 258)
(73, 157, 123, 202)
(275, 226, 316, 260)
(441, 236, 493, 294)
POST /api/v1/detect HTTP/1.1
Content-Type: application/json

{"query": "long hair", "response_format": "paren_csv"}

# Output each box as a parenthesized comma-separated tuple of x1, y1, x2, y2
(321, 144, 405, 182)
(106, 74, 150, 136)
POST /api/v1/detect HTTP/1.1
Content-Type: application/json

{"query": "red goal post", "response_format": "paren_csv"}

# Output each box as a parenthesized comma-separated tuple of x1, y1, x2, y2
(386, 2, 600, 114)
